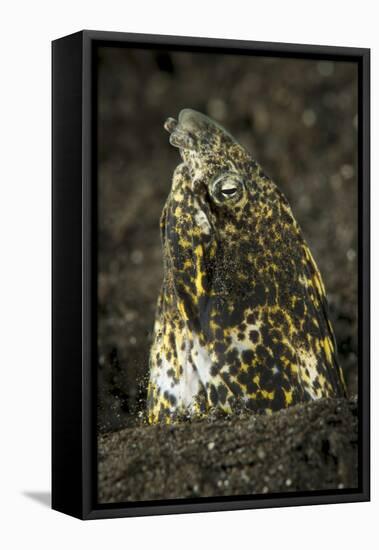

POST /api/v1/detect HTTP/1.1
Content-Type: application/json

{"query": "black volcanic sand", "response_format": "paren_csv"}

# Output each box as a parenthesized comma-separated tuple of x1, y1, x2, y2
(96, 48, 358, 501)
(98, 398, 358, 503)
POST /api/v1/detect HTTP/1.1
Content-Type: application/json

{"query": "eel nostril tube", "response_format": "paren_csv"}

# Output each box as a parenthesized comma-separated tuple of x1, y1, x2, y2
(164, 116, 196, 150)
(164, 117, 178, 133)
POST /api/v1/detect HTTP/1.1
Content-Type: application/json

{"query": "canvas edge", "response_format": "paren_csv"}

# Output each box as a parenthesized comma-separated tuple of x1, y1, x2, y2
(52, 30, 370, 520)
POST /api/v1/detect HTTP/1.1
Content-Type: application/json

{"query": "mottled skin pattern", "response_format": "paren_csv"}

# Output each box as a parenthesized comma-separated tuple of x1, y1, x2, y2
(147, 109, 346, 423)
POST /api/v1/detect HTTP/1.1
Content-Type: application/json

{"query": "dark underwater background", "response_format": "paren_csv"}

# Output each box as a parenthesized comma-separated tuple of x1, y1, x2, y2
(97, 46, 358, 433)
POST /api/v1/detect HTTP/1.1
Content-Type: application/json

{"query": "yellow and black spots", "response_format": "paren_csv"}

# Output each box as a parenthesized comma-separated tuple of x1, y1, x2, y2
(147, 108, 346, 423)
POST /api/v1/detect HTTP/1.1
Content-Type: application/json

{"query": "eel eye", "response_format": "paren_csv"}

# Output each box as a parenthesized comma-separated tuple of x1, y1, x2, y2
(211, 173, 244, 204)
(220, 183, 238, 197)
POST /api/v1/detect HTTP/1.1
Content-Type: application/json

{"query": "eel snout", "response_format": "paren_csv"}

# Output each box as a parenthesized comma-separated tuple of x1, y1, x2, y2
(164, 109, 208, 151)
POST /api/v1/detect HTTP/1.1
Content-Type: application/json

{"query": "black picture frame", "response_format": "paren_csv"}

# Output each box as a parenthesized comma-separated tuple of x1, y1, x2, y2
(52, 30, 370, 520)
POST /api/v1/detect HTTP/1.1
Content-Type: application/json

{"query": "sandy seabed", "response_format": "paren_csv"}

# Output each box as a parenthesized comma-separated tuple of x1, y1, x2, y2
(98, 398, 357, 503)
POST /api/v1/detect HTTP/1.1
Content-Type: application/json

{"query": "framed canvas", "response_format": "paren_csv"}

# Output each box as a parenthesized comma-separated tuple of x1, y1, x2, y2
(52, 30, 370, 520)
